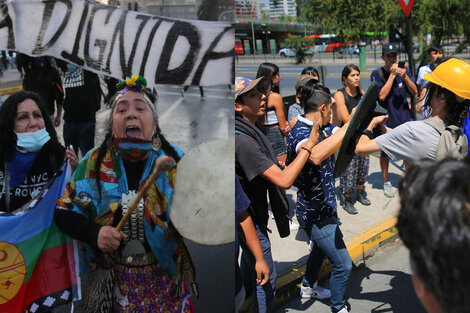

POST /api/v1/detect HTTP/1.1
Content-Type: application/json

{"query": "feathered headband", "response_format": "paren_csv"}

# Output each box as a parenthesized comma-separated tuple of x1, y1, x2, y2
(116, 75, 147, 94)
(113, 75, 155, 112)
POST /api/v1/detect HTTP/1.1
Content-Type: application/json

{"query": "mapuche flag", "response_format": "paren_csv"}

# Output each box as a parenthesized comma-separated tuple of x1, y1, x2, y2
(0, 163, 80, 313)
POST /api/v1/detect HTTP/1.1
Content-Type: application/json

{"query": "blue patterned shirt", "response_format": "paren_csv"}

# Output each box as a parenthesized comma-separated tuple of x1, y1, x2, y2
(286, 115, 337, 222)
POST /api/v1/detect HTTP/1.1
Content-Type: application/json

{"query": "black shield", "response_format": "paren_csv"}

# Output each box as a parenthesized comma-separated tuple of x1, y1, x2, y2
(334, 82, 387, 178)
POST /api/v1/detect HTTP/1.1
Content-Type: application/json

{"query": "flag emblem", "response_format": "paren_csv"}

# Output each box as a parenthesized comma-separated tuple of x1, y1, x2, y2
(0, 242, 26, 304)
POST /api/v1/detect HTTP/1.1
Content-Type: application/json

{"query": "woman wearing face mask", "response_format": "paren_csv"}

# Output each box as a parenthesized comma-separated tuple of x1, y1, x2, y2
(54, 75, 196, 312)
(0, 91, 77, 213)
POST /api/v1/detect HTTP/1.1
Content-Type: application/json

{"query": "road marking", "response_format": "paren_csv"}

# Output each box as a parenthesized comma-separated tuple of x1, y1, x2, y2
(159, 97, 184, 120)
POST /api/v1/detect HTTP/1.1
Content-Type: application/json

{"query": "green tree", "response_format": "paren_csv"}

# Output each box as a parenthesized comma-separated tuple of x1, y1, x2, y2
(302, 0, 469, 47)
(283, 35, 314, 64)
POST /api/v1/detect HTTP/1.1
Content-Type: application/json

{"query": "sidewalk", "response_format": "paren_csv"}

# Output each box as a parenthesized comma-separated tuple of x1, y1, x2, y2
(236, 53, 390, 68)
(0, 68, 23, 96)
(240, 153, 406, 312)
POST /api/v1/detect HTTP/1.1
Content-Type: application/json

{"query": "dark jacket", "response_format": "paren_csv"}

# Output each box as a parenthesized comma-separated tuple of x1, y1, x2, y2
(0, 140, 65, 213)
(63, 70, 101, 123)
(235, 116, 290, 238)
(23, 63, 63, 116)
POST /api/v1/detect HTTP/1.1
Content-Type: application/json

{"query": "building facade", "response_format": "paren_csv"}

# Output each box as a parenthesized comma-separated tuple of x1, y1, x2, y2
(268, 0, 296, 19)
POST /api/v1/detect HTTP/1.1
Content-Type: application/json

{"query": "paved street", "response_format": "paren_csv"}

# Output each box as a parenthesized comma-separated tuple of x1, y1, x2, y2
(235, 52, 470, 96)
(236, 62, 381, 96)
(275, 241, 427, 313)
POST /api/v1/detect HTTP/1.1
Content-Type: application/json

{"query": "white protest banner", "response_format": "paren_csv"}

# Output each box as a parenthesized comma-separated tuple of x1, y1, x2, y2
(0, 0, 234, 86)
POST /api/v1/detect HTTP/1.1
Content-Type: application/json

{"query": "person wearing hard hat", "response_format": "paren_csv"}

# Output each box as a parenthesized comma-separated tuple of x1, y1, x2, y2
(355, 58, 470, 170)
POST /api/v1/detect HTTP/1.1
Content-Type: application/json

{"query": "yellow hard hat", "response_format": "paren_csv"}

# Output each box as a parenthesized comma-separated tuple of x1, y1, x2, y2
(424, 58, 470, 100)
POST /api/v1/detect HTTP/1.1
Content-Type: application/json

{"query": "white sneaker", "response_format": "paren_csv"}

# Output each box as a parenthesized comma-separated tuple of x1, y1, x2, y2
(335, 307, 349, 313)
(300, 282, 331, 299)
(289, 220, 299, 231)
(383, 181, 394, 198)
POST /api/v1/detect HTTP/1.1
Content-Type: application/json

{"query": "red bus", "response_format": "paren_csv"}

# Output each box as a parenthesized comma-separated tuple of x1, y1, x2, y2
(235, 39, 244, 55)
(304, 34, 346, 53)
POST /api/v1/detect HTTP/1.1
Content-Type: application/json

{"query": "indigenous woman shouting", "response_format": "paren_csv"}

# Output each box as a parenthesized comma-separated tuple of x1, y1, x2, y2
(55, 75, 195, 312)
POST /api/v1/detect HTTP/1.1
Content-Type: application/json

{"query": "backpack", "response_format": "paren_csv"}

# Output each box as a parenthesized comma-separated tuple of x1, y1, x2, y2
(422, 117, 468, 160)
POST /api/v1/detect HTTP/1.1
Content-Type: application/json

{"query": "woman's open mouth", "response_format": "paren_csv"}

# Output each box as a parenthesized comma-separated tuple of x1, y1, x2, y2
(126, 126, 141, 137)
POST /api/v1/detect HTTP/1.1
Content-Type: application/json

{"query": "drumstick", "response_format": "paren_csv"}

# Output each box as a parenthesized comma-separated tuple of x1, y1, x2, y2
(116, 155, 174, 232)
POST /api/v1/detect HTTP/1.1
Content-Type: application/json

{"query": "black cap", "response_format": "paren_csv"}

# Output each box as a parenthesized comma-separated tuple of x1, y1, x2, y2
(382, 43, 398, 56)
(427, 45, 442, 54)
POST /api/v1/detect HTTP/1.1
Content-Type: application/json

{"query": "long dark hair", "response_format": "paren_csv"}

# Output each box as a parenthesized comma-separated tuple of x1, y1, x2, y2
(301, 66, 319, 79)
(423, 83, 470, 126)
(93, 89, 180, 199)
(341, 64, 362, 95)
(397, 157, 470, 313)
(256, 62, 280, 93)
(0, 91, 59, 162)
(299, 80, 331, 110)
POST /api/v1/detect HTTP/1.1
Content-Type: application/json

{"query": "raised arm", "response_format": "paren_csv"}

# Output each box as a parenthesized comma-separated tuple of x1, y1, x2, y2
(378, 65, 397, 101)
(395, 66, 418, 97)
(261, 121, 319, 189)
(355, 115, 389, 156)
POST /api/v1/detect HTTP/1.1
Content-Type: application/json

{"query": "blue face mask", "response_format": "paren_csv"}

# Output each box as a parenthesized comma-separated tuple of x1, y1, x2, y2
(66, 64, 78, 72)
(15, 128, 51, 152)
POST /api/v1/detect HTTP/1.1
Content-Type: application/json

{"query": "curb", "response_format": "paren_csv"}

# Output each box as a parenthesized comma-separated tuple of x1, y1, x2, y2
(240, 217, 398, 312)
(0, 85, 23, 96)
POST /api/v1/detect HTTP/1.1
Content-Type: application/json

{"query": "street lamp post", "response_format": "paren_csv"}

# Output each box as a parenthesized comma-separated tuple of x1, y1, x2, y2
(262, 30, 271, 61)
(250, 0, 256, 57)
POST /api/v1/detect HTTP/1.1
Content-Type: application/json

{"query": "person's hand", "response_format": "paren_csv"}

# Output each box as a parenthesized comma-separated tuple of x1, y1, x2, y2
(395, 67, 406, 78)
(255, 259, 270, 286)
(97, 226, 127, 252)
(307, 112, 321, 146)
(54, 114, 61, 127)
(390, 63, 399, 76)
(284, 124, 291, 134)
(368, 115, 388, 131)
(65, 147, 79, 172)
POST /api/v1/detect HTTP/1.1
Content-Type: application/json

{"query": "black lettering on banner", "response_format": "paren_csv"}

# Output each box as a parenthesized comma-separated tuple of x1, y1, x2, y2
(119, 14, 152, 77)
(84, 4, 117, 70)
(155, 21, 200, 85)
(138, 17, 163, 77)
(61, 0, 88, 65)
(0, 4, 15, 49)
(103, 9, 127, 74)
(32, 0, 72, 55)
(191, 26, 234, 86)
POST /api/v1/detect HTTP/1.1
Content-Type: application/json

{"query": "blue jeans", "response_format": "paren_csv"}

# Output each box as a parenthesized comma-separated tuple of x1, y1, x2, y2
(298, 216, 352, 312)
(240, 225, 276, 313)
(63, 121, 95, 157)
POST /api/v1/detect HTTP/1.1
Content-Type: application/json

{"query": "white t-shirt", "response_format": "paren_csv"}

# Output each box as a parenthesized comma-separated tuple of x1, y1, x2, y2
(416, 65, 432, 87)
(375, 120, 440, 165)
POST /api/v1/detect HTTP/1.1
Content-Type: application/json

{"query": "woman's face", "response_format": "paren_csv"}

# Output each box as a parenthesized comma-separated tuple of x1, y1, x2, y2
(308, 71, 319, 81)
(14, 99, 45, 133)
(344, 69, 360, 88)
(112, 91, 156, 140)
(272, 72, 280, 87)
